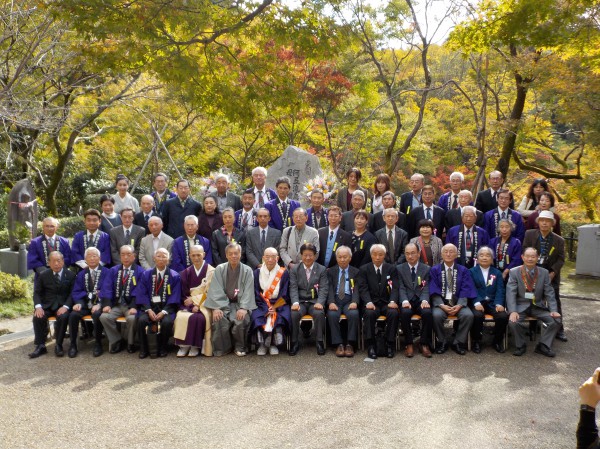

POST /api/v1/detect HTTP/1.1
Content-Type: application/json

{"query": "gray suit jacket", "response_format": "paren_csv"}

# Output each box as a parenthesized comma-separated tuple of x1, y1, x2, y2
(397, 262, 430, 305)
(245, 226, 282, 269)
(138, 232, 174, 269)
(375, 226, 408, 265)
(109, 224, 145, 264)
(290, 262, 329, 305)
(506, 265, 557, 313)
(279, 225, 320, 267)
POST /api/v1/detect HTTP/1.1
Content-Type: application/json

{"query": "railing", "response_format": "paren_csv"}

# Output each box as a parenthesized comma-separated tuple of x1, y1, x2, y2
(565, 231, 578, 261)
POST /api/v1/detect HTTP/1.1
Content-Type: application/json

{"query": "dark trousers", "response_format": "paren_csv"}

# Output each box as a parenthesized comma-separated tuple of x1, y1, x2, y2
(327, 296, 359, 345)
(291, 302, 325, 343)
(138, 313, 174, 353)
(33, 309, 69, 346)
(363, 304, 399, 345)
(69, 308, 103, 345)
(552, 282, 564, 331)
(400, 303, 432, 346)
(470, 304, 508, 343)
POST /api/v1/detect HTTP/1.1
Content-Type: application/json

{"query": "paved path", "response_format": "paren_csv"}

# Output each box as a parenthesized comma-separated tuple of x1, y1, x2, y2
(1, 296, 599, 448)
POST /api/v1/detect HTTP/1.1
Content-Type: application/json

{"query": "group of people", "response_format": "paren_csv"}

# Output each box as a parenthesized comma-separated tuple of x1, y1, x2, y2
(26, 167, 566, 360)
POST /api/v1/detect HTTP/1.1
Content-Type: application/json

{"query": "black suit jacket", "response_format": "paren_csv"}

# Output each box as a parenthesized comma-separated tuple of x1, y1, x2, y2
(407, 204, 445, 239)
(317, 227, 353, 268)
(397, 262, 430, 305)
(370, 210, 407, 234)
(197, 212, 223, 240)
(358, 262, 399, 306)
(340, 210, 373, 232)
(326, 265, 360, 306)
(375, 226, 408, 265)
(475, 189, 514, 214)
(162, 197, 202, 239)
(399, 191, 422, 215)
(444, 208, 484, 232)
(33, 269, 76, 311)
(134, 211, 160, 235)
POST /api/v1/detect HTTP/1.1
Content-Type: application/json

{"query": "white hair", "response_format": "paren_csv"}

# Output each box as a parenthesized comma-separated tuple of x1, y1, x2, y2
(252, 167, 267, 176)
(370, 243, 387, 255)
(383, 208, 398, 217)
(184, 215, 199, 225)
(450, 172, 465, 182)
(84, 247, 101, 258)
(461, 205, 477, 216)
(335, 245, 352, 257)
(215, 173, 229, 183)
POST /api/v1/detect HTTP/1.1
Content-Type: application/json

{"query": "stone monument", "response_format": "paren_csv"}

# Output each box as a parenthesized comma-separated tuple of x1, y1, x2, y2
(7, 179, 38, 251)
(266, 146, 322, 201)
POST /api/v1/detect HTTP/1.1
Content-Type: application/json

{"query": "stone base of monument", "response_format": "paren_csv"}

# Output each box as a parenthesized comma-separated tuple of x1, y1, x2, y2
(0, 247, 30, 278)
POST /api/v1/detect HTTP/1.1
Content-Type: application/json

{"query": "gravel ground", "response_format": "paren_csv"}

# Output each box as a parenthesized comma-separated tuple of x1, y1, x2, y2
(1, 297, 598, 449)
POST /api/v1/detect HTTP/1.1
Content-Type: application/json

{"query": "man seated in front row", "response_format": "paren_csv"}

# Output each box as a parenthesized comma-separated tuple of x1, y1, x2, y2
(359, 244, 400, 359)
(204, 243, 256, 357)
(136, 248, 181, 358)
(507, 247, 561, 357)
(468, 246, 508, 354)
(397, 243, 432, 358)
(327, 246, 360, 358)
(289, 243, 329, 356)
(429, 243, 476, 355)
(29, 251, 76, 358)
(99, 245, 144, 354)
(68, 247, 109, 358)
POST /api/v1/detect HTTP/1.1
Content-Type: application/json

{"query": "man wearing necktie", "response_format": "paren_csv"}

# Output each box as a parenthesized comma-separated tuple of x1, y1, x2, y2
(318, 206, 352, 268)
(397, 243, 433, 358)
(29, 251, 76, 359)
(245, 208, 282, 270)
(251, 166, 276, 211)
(265, 177, 301, 231)
(375, 208, 408, 265)
(306, 189, 329, 229)
(109, 207, 146, 265)
(483, 189, 525, 242)
(446, 206, 490, 268)
(327, 246, 360, 357)
(71, 209, 112, 270)
(429, 244, 476, 355)
(437, 171, 465, 212)
(27, 217, 72, 276)
(134, 195, 158, 235)
(234, 189, 258, 232)
(407, 185, 445, 239)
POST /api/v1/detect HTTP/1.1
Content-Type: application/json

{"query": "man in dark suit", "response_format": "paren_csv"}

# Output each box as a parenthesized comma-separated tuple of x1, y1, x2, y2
(399, 173, 424, 215)
(109, 207, 145, 264)
(215, 173, 242, 212)
(326, 246, 360, 357)
(444, 190, 483, 231)
(340, 190, 372, 232)
(245, 208, 282, 270)
(358, 244, 400, 359)
(407, 185, 445, 239)
(289, 243, 329, 356)
(370, 191, 407, 233)
(68, 247, 109, 357)
(27, 217, 72, 275)
(317, 206, 352, 268)
(151, 172, 177, 216)
(251, 166, 277, 210)
(134, 195, 160, 235)
(397, 243, 432, 358)
(468, 246, 508, 354)
(507, 247, 561, 357)
(29, 251, 76, 358)
(162, 179, 202, 239)
(522, 211, 567, 342)
(375, 208, 409, 265)
(429, 243, 476, 355)
(475, 170, 514, 213)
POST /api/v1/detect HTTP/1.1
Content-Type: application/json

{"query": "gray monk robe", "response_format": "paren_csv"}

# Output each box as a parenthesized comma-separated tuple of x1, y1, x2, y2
(204, 262, 256, 355)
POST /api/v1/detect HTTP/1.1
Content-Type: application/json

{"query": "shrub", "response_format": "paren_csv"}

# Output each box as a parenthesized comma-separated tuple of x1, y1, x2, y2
(0, 272, 30, 302)
(57, 216, 84, 238)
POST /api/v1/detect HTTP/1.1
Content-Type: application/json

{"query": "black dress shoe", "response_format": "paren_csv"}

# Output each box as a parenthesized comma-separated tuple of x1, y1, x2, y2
(158, 349, 168, 357)
(367, 346, 377, 359)
(109, 341, 122, 354)
(55, 344, 64, 357)
(139, 351, 149, 359)
(472, 341, 482, 354)
(493, 342, 505, 353)
(386, 344, 395, 359)
(29, 345, 47, 359)
(435, 343, 448, 354)
(127, 344, 137, 354)
(556, 331, 568, 342)
(68, 345, 78, 358)
(288, 342, 300, 356)
(93, 343, 103, 357)
(534, 343, 556, 358)
(512, 345, 526, 356)
(316, 341, 325, 356)
(451, 343, 466, 355)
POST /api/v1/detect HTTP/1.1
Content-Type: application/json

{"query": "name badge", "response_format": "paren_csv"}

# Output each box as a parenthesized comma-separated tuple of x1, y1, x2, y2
(88, 292, 94, 300)
(524, 292, 535, 300)
(152, 296, 161, 304)
(465, 251, 472, 258)
(538, 257, 545, 265)
(498, 261, 505, 269)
